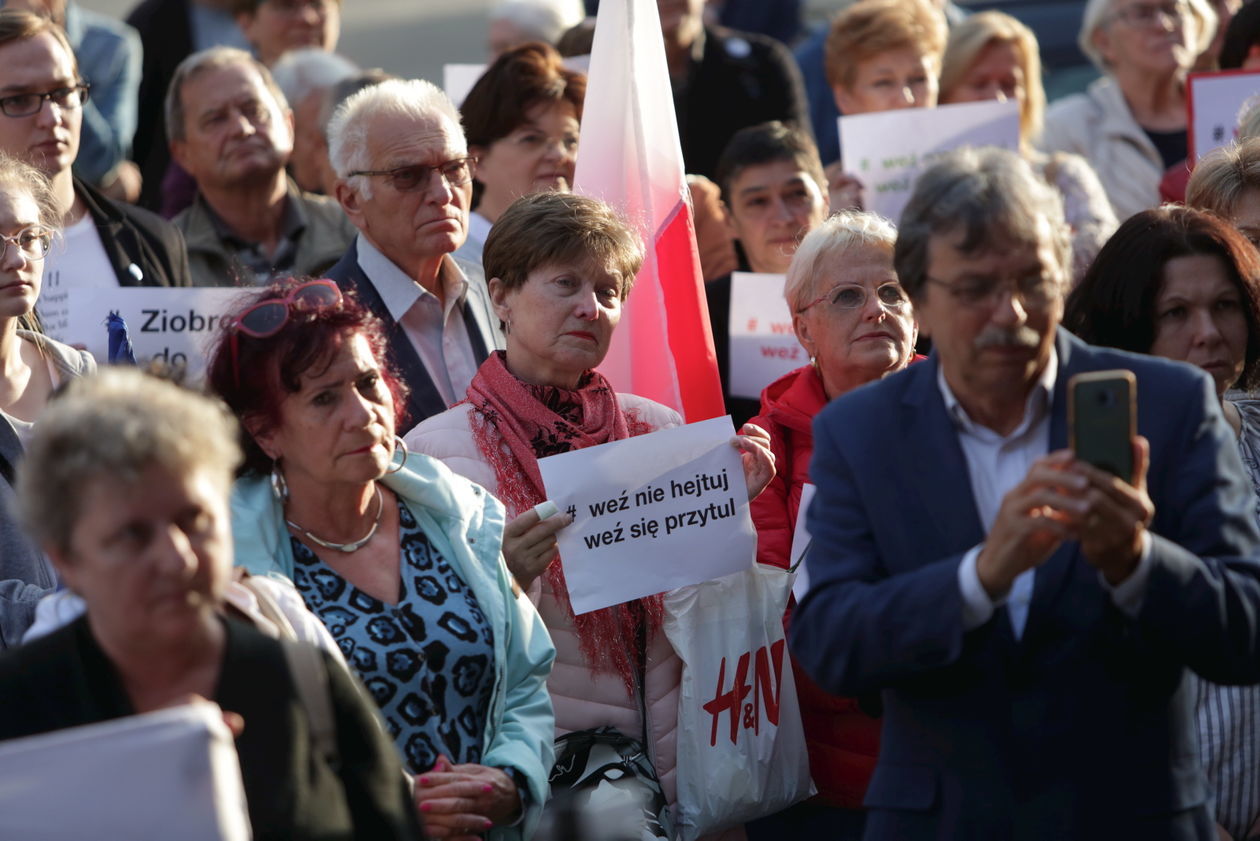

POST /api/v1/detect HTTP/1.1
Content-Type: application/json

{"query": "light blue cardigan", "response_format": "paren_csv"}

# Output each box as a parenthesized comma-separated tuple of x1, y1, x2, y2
(231, 455, 556, 840)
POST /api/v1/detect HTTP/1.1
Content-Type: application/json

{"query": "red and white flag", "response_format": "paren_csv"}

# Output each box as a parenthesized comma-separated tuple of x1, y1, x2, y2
(573, 0, 724, 422)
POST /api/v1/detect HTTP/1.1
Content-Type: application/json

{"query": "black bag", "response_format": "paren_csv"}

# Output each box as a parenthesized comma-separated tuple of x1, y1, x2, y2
(548, 726, 672, 840)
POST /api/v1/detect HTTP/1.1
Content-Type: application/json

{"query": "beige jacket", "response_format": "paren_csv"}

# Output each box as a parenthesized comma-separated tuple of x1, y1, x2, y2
(1040, 76, 1166, 223)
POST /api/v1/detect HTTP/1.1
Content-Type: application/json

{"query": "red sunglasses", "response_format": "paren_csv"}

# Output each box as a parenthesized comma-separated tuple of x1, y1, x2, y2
(229, 279, 343, 386)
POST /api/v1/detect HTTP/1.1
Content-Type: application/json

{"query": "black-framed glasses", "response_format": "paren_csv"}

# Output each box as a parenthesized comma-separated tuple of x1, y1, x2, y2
(0, 83, 90, 119)
(797, 282, 911, 314)
(925, 273, 1060, 310)
(349, 156, 478, 193)
(0, 227, 52, 262)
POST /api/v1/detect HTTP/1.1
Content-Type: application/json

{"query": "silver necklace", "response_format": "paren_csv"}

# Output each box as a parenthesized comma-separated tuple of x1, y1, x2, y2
(286, 485, 383, 554)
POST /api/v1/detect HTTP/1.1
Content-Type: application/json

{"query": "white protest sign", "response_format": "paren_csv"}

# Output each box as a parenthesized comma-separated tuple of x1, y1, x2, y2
(727, 272, 803, 399)
(443, 63, 485, 107)
(57, 287, 247, 379)
(788, 483, 815, 603)
(537, 416, 756, 615)
(838, 99, 1020, 223)
(1188, 69, 1260, 160)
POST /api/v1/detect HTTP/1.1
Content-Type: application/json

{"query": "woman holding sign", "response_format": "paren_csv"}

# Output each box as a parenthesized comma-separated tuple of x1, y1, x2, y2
(746, 211, 917, 839)
(406, 191, 776, 837)
(207, 277, 557, 841)
(0, 154, 95, 648)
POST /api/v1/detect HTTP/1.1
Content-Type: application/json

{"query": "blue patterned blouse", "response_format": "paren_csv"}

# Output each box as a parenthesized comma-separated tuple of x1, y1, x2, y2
(291, 496, 496, 774)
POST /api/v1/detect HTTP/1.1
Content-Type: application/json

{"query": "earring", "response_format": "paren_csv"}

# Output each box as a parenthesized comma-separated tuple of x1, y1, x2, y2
(270, 461, 290, 504)
(386, 435, 409, 474)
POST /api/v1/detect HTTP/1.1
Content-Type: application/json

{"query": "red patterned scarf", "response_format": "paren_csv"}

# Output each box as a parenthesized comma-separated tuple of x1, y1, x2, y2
(467, 352, 662, 694)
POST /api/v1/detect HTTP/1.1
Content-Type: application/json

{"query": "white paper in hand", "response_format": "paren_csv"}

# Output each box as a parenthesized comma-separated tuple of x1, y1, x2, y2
(537, 416, 757, 614)
(0, 701, 251, 840)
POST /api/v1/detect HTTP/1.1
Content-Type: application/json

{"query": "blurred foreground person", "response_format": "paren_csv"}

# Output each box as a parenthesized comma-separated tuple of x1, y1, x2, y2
(0, 368, 423, 841)
(792, 146, 1260, 840)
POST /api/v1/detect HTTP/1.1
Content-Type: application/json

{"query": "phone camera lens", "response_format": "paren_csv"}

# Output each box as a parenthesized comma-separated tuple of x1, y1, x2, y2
(1096, 390, 1115, 408)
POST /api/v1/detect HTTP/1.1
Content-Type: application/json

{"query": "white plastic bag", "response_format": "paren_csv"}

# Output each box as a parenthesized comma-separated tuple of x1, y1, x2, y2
(663, 564, 814, 840)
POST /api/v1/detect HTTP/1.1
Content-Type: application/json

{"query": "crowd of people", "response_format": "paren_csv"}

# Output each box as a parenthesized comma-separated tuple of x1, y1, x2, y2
(6, 0, 1260, 839)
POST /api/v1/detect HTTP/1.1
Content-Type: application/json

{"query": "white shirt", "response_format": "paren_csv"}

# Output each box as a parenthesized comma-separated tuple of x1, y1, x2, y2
(37, 212, 117, 341)
(355, 235, 483, 408)
(943, 350, 1151, 638)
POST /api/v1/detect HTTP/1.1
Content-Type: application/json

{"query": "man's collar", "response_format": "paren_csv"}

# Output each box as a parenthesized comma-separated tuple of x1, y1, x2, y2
(938, 347, 1059, 439)
(355, 234, 468, 322)
(197, 179, 304, 247)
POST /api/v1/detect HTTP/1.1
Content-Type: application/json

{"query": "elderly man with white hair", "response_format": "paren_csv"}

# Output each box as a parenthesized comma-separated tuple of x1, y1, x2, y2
(326, 79, 502, 428)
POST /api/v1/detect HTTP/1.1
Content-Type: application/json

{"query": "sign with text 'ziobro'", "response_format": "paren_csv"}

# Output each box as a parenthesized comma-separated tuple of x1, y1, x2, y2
(59, 287, 248, 380)
(727, 272, 801, 399)
(839, 99, 1019, 223)
(538, 416, 756, 615)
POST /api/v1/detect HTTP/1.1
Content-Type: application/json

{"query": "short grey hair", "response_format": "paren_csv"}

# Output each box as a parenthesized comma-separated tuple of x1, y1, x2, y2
(327, 78, 465, 199)
(784, 210, 898, 312)
(165, 47, 290, 142)
(1079, 0, 1217, 71)
(269, 47, 358, 109)
(895, 146, 1071, 299)
(17, 369, 241, 554)
(490, 0, 585, 44)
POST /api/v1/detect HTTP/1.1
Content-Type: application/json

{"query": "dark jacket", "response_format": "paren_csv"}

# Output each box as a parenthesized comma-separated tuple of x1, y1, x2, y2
(124, 0, 193, 213)
(0, 616, 423, 840)
(793, 330, 1260, 840)
(75, 176, 191, 287)
(676, 25, 811, 180)
(325, 239, 496, 430)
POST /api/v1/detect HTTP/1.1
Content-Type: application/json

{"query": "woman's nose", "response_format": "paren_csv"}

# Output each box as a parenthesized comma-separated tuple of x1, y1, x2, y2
(1191, 310, 1224, 345)
(154, 523, 198, 577)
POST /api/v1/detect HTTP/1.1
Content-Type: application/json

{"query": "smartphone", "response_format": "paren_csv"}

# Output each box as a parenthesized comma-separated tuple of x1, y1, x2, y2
(1069, 370, 1136, 484)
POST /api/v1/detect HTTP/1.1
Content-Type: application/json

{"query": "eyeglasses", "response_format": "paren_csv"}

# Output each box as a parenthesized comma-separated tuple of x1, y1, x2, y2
(228, 279, 342, 385)
(0, 227, 52, 262)
(349, 156, 477, 193)
(1110, 0, 1188, 26)
(0, 83, 90, 119)
(925, 273, 1060, 310)
(797, 282, 911, 314)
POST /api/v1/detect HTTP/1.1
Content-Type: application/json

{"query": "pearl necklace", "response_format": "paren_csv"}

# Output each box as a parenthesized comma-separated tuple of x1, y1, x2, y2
(286, 485, 383, 554)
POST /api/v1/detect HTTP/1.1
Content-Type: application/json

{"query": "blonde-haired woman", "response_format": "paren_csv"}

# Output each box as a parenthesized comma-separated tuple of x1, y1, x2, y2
(1187, 135, 1260, 247)
(0, 152, 95, 648)
(940, 11, 1116, 281)
(1040, 0, 1217, 221)
(822, 0, 947, 210)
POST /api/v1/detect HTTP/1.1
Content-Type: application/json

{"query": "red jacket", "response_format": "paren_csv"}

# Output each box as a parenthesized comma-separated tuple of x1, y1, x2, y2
(750, 364, 881, 809)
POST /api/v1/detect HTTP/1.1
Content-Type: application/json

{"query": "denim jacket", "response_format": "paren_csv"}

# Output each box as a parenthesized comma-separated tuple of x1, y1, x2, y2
(66, 3, 142, 186)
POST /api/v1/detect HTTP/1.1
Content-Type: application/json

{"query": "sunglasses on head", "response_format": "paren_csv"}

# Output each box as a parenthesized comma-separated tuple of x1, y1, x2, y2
(228, 279, 343, 385)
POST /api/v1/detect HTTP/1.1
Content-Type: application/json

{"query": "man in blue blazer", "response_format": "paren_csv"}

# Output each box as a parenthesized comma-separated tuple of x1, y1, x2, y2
(324, 78, 502, 430)
(790, 147, 1260, 840)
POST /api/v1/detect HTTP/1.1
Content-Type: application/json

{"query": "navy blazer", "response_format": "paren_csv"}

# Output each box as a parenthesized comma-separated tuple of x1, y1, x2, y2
(791, 329, 1260, 840)
(325, 240, 497, 430)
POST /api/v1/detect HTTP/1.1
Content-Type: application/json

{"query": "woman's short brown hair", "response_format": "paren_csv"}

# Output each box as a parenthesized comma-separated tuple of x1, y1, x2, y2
(461, 41, 585, 151)
(824, 0, 948, 92)
(483, 192, 644, 300)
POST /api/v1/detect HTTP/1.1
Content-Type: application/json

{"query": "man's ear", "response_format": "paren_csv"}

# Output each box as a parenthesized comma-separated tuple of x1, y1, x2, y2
(335, 178, 363, 226)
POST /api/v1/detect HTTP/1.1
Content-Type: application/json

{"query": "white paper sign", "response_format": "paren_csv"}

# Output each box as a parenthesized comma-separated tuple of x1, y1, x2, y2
(1188, 69, 1260, 160)
(788, 483, 816, 603)
(727, 272, 803, 399)
(0, 702, 250, 840)
(538, 416, 756, 615)
(443, 63, 486, 107)
(838, 99, 1020, 223)
(53, 287, 248, 380)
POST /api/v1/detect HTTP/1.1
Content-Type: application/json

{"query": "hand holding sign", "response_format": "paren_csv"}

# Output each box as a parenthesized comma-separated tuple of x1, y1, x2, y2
(537, 417, 759, 615)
